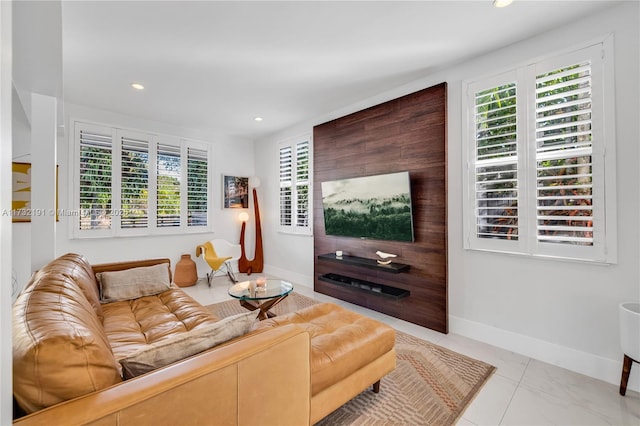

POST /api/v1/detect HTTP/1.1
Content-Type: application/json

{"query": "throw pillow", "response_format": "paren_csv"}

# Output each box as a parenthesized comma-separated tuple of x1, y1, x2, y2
(98, 263, 171, 303)
(120, 310, 259, 379)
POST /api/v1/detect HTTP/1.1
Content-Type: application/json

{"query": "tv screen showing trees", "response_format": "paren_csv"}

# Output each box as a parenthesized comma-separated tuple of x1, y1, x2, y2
(321, 171, 414, 242)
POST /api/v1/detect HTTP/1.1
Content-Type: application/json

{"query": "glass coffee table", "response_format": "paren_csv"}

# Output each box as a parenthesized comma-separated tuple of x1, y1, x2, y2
(228, 279, 294, 320)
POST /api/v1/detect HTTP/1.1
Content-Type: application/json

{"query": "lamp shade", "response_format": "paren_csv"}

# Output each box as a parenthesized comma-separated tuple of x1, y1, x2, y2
(249, 176, 261, 188)
(238, 212, 249, 222)
(493, 0, 513, 7)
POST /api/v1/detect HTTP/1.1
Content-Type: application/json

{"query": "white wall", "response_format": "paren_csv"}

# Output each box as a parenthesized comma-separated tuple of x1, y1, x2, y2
(1, 2, 13, 422)
(52, 103, 256, 281)
(11, 87, 32, 296)
(258, 2, 640, 390)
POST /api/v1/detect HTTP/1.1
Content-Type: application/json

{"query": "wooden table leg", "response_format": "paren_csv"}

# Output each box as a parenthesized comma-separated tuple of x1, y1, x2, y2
(239, 294, 289, 320)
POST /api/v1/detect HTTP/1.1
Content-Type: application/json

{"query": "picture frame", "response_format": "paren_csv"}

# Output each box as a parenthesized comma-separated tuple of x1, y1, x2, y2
(222, 175, 249, 209)
(12, 162, 59, 222)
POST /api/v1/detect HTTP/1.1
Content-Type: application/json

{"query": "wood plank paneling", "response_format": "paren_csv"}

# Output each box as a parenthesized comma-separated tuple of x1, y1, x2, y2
(313, 82, 448, 333)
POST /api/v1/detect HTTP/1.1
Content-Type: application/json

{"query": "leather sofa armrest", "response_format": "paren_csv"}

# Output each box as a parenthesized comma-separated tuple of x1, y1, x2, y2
(14, 324, 311, 426)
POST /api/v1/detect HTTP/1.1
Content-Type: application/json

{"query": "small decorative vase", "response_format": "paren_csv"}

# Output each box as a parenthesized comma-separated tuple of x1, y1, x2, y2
(256, 276, 267, 292)
(174, 254, 198, 287)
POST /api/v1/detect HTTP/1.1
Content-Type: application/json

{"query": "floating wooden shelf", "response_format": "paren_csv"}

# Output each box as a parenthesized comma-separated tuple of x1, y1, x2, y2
(317, 253, 410, 274)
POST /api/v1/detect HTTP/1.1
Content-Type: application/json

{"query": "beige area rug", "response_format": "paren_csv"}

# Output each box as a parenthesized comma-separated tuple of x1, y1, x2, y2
(206, 293, 495, 426)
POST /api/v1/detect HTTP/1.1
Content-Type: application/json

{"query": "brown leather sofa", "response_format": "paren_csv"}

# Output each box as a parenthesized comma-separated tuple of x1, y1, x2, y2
(13, 253, 396, 425)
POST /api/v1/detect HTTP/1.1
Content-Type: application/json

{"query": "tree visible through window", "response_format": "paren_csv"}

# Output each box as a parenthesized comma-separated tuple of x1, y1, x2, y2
(474, 82, 519, 240)
(120, 136, 149, 229)
(79, 128, 113, 230)
(157, 143, 181, 228)
(187, 147, 208, 226)
(535, 62, 594, 246)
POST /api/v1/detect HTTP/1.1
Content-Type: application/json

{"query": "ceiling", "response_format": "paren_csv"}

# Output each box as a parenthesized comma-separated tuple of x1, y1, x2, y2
(61, 1, 617, 140)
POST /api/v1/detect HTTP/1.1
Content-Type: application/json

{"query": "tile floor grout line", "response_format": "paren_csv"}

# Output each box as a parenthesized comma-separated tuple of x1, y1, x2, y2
(498, 357, 532, 425)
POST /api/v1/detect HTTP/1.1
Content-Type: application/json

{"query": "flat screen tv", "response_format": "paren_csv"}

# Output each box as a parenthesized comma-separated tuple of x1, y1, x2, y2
(321, 171, 414, 242)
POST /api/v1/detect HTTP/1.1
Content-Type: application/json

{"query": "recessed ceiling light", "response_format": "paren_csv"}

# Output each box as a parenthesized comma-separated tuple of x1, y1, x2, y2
(131, 83, 145, 90)
(493, 0, 513, 7)
(254, 117, 263, 122)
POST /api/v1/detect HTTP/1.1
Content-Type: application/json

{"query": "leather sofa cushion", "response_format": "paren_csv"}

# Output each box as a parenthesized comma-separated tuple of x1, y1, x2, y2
(98, 263, 171, 303)
(40, 253, 104, 321)
(120, 310, 258, 379)
(102, 286, 220, 362)
(13, 257, 122, 414)
(254, 302, 396, 395)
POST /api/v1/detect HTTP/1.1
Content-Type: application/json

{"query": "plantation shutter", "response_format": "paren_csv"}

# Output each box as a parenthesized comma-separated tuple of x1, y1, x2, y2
(120, 134, 149, 229)
(278, 136, 312, 235)
(73, 119, 214, 238)
(535, 61, 593, 246)
(295, 140, 310, 228)
(473, 82, 519, 241)
(157, 142, 181, 227)
(78, 126, 113, 231)
(279, 145, 293, 227)
(187, 146, 208, 227)
(465, 40, 614, 263)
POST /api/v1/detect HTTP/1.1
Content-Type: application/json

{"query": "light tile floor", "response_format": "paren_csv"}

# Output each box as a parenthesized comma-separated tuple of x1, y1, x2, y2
(183, 274, 640, 426)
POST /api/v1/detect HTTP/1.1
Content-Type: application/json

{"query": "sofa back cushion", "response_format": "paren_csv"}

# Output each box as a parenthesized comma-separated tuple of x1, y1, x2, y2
(13, 254, 122, 414)
(97, 263, 171, 303)
(47, 253, 104, 321)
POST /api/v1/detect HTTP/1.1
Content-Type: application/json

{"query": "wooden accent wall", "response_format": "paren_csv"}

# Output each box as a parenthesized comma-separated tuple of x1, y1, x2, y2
(313, 82, 448, 333)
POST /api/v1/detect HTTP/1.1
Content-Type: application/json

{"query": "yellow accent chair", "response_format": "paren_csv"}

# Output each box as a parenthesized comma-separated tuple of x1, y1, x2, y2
(196, 239, 241, 286)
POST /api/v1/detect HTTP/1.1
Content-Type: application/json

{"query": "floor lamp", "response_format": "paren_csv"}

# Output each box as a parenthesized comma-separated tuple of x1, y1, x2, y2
(238, 177, 264, 274)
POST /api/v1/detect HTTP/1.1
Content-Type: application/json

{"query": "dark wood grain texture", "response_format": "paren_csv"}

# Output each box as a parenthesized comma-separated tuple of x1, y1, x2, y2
(313, 82, 448, 333)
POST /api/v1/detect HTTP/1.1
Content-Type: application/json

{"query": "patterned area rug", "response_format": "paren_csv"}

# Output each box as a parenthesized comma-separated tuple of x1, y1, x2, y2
(206, 292, 495, 426)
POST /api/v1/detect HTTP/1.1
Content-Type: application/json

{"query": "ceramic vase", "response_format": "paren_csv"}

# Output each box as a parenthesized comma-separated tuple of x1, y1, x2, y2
(174, 254, 198, 287)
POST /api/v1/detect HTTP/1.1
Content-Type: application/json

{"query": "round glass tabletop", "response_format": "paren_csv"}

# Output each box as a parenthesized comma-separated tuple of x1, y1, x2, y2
(228, 279, 294, 301)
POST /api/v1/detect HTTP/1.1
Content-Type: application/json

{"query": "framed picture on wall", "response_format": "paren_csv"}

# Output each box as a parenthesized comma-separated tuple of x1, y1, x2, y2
(222, 175, 249, 209)
(11, 162, 59, 222)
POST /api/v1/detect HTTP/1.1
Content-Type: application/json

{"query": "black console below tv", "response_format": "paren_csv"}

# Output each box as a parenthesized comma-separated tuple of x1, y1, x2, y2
(318, 273, 410, 300)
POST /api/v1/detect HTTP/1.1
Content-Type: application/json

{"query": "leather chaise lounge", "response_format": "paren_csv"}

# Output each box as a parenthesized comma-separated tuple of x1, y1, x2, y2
(12, 253, 396, 425)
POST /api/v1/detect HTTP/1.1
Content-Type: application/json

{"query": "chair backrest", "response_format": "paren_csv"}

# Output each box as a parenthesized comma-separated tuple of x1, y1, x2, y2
(211, 239, 241, 261)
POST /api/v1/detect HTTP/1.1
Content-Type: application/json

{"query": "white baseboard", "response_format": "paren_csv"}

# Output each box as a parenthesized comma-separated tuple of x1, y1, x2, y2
(450, 315, 640, 392)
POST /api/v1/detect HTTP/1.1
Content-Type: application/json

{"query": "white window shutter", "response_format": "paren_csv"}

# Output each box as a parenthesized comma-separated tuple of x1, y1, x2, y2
(77, 124, 113, 232)
(529, 41, 614, 262)
(279, 144, 293, 228)
(534, 61, 594, 246)
(295, 140, 310, 230)
(187, 146, 208, 227)
(156, 141, 181, 228)
(474, 82, 520, 241)
(119, 131, 149, 230)
(279, 135, 313, 235)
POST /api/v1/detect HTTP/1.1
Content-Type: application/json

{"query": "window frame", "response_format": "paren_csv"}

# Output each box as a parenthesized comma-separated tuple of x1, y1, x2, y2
(462, 37, 617, 264)
(70, 119, 213, 239)
(278, 134, 313, 236)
